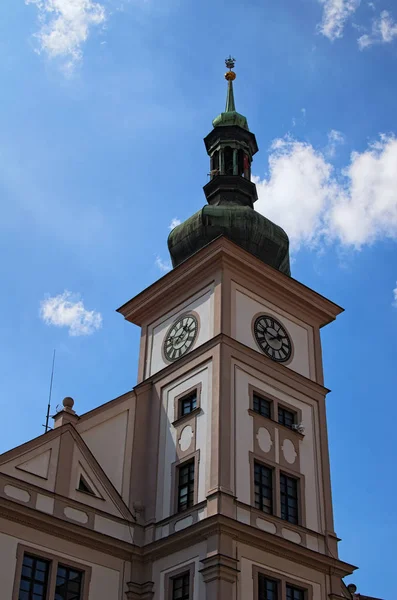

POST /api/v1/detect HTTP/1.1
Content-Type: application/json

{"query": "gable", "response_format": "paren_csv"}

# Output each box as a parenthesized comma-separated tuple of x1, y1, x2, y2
(67, 442, 126, 519)
(79, 409, 129, 493)
(0, 434, 60, 492)
(0, 425, 133, 522)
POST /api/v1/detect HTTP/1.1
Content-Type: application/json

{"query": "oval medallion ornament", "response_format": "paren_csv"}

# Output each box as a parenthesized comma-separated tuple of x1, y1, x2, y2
(257, 427, 273, 454)
(282, 439, 297, 464)
(179, 426, 194, 452)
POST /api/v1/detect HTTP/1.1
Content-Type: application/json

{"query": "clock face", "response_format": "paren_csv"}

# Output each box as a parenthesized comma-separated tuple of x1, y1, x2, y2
(253, 315, 292, 363)
(164, 314, 199, 362)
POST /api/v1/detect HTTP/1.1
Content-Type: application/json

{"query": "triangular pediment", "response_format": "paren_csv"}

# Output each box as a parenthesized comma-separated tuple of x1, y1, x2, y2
(0, 431, 60, 492)
(0, 424, 133, 522)
(16, 449, 52, 479)
(66, 428, 133, 520)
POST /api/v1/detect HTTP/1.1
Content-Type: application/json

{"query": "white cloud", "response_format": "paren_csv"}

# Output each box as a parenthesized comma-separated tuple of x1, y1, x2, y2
(358, 10, 397, 49)
(25, 0, 106, 72)
(254, 133, 397, 251)
(169, 218, 181, 230)
(393, 283, 397, 307)
(292, 108, 306, 128)
(318, 0, 360, 40)
(326, 129, 345, 157)
(40, 291, 102, 336)
(155, 256, 172, 273)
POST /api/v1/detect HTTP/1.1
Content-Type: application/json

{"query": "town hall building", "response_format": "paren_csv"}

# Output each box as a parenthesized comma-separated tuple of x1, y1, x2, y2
(0, 59, 379, 600)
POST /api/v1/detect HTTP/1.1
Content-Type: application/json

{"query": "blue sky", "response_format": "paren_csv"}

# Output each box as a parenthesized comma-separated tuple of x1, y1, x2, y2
(1, 0, 397, 597)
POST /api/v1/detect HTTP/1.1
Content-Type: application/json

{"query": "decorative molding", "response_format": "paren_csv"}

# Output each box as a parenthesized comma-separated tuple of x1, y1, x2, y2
(116, 237, 343, 328)
(125, 581, 154, 600)
(199, 553, 239, 584)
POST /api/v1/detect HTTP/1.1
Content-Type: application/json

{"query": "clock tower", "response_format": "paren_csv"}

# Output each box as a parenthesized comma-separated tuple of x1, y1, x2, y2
(117, 58, 357, 599)
(0, 58, 381, 600)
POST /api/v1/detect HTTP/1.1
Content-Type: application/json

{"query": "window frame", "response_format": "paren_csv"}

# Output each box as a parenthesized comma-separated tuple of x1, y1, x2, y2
(249, 452, 306, 527)
(176, 459, 195, 513)
(278, 406, 297, 430)
(248, 387, 303, 438)
(12, 545, 91, 600)
(253, 566, 313, 600)
(171, 571, 190, 600)
(253, 460, 274, 515)
(172, 451, 200, 515)
(173, 384, 202, 425)
(165, 562, 195, 600)
(280, 472, 299, 525)
(257, 571, 279, 600)
(17, 552, 50, 600)
(286, 583, 307, 600)
(252, 392, 273, 420)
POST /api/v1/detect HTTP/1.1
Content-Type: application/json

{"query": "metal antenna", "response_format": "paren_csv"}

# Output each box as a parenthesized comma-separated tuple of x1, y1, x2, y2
(44, 350, 56, 433)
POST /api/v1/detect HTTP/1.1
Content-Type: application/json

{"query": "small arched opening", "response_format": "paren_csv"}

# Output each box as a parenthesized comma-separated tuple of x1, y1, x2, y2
(224, 146, 234, 175)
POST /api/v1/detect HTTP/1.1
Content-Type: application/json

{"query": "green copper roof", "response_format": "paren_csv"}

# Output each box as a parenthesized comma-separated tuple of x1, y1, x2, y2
(166, 57, 291, 277)
(225, 79, 236, 111)
(212, 75, 249, 130)
(168, 205, 291, 276)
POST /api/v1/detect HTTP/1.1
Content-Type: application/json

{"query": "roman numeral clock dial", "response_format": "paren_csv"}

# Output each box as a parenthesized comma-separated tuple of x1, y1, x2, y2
(163, 314, 199, 362)
(253, 315, 292, 363)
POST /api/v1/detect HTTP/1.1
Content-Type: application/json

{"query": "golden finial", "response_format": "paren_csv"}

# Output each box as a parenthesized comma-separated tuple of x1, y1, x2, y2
(225, 55, 236, 81)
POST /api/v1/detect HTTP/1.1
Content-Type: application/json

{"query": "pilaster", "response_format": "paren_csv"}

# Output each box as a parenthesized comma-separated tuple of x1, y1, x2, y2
(125, 581, 154, 600)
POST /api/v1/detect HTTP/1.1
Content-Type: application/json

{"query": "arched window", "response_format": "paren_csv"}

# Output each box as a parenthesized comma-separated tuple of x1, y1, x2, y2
(224, 146, 234, 175)
(211, 151, 219, 178)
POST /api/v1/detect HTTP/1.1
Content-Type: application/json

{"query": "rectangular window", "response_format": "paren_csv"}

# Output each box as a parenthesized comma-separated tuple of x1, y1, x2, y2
(278, 406, 296, 429)
(55, 564, 83, 600)
(253, 393, 271, 419)
(258, 574, 278, 600)
(280, 473, 299, 524)
(172, 572, 190, 600)
(18, 554, 50, 600)
(254, 462, 273, 515)
(286, 585, 305, 600)
(177, 460, 195, 512)
(180, 390, 197, 417)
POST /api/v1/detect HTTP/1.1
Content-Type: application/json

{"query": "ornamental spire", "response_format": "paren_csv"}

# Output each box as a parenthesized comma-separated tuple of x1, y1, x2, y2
(224, 55, 236, 113)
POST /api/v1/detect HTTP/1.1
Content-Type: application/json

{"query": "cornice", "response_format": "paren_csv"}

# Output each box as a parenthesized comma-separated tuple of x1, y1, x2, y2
(142, 514, 357, 577)
(116, 237, 343, 327)
(133, 333, 329, 402)
(0, 497, 138, 561)
(221, 334, 330, 399)
(0, 472, 135, 528)
(0, 494, 357, 578)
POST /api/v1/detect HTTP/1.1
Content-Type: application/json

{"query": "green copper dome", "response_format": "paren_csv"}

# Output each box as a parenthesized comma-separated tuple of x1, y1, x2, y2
(168, 206, 290, 276)
(212, 110, 249, 130)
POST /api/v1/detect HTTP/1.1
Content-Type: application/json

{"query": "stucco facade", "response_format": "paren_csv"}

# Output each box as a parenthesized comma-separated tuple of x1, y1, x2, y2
(0, 237, 371, 600)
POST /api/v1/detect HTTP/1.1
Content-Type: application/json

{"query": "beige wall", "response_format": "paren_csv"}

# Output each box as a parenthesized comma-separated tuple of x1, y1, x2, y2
(78, 395, 136, 501)
(155, 361, 212, 521)
(146, 285, 215, 378)
(0, 437, 60, 493)
(0, 525, 124, 600)
(233, 284, 315, 380)
(152, 541, 207, 600)
(238, 542, 325, 600)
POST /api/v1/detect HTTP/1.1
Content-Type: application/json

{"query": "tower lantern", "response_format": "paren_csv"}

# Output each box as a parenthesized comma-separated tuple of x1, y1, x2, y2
(168, 57, 291, 276)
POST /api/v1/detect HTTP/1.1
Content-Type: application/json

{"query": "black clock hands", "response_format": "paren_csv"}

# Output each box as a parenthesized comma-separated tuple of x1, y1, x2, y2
(253, 315, 292, 363)
(164, 314, 199, 362)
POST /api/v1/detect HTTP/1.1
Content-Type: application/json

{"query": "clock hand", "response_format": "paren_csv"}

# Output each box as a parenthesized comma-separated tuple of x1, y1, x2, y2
(266, 332, 284, 342)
